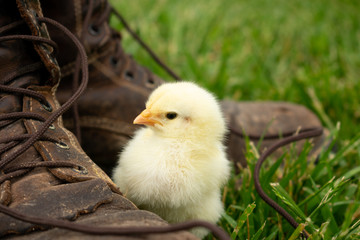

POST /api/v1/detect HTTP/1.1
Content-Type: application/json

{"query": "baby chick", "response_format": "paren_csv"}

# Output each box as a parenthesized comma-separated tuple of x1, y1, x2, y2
(112, 82, 231, 238)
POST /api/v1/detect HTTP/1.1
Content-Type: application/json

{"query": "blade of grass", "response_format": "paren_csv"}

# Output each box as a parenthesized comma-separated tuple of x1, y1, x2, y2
(250, 221, 266, 240)
(263, 154, 286, 189)
(346, 219, 360, 239)
(303, 176, 339, 236)
(270, 183, 308, 221)
(342, 166, 360, 179)
(231, 202, 256, 239)
(311, 221, 329, 240)
(329, 131, 360, 165)
(288, 223, 306, 240)
(298, 176, 335, 207)
(270, 182, 317, 231)
(222, 212, 237, 229)
(312, 122, 340, 180)
(229, 205, 246, 211)
(264, 229, 278, 240)
(307, 87, 334, 129)
(308, 177, 350, 219)
(338, 219, 360, 240)
(340, 187, 360, 234)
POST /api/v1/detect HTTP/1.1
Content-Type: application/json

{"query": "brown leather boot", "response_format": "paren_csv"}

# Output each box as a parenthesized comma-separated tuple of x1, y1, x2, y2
(42, 0, 162, 175)
(222, 101, 328, 170)
(0, 1, 200, 239)
(42, 0, 328, 174)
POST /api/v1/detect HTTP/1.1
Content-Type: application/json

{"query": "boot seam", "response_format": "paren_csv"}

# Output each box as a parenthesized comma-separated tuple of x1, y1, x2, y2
(63, 116, 137, 136)
(74, 0, 82, 38)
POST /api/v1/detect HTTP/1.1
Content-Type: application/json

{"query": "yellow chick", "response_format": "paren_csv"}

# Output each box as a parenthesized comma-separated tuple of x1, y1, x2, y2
(112, 82, 231, 238)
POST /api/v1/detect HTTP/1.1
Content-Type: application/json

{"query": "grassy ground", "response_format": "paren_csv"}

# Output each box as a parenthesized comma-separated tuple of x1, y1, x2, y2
(110, 0, 360, 239)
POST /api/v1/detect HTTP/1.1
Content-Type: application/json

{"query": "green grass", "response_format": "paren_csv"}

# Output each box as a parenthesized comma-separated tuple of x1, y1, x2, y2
(110, 0, 360, 239)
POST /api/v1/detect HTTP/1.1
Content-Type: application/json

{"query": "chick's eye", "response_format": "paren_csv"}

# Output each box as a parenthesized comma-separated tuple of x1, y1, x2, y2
(166, 112, 177, 120)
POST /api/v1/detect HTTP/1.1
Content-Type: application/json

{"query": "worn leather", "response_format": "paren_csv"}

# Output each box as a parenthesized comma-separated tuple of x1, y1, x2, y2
(0, 1, 197, 239)
(43, 0, 327, 174)
(221, 101, 327, 168)
(42, 0, 161, 174)
(17, 0, 60, 83)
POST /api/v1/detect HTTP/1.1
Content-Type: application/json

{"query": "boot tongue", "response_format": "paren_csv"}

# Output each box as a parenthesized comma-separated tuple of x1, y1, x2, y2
(16, 0, 60, 86)
(0, 3, 43, 115)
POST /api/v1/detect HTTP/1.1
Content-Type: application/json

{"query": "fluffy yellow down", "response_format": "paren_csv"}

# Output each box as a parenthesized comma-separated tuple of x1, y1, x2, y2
(112, 82, 231, 238)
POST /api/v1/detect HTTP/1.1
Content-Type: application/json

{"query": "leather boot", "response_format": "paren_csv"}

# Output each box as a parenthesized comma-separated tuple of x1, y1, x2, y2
(0, 0, 198, 239)
(221, 101, 328, 170)
(42, 0, 328, 174)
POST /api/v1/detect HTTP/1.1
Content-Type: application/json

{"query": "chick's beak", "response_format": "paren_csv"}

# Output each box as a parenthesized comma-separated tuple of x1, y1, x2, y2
(133, 109, 162, 126)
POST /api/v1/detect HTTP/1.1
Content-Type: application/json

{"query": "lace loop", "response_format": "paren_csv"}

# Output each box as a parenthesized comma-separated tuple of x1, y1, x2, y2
(254, 127, 324, 239)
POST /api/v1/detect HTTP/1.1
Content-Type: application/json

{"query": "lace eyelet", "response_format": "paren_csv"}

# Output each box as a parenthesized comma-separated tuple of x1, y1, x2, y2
(41, 102, 53, 112)
(56, 141, 69, 149)
(125, 71, 134, 81)
(49, 124, 56, 130)
(72, 165, 88, 175)
(148, 78, 155, 85)
(88, 24, 101, 36)
(110, 56, 119, 67)
(145, 78, 157, 88)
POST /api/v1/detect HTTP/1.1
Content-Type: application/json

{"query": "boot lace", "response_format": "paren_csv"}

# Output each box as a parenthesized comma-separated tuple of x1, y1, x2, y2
(254, 127, 323, 238)
(0, 17, 88, 183)
(0, 14, 230, 240)
(0, 2, 322, 238)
